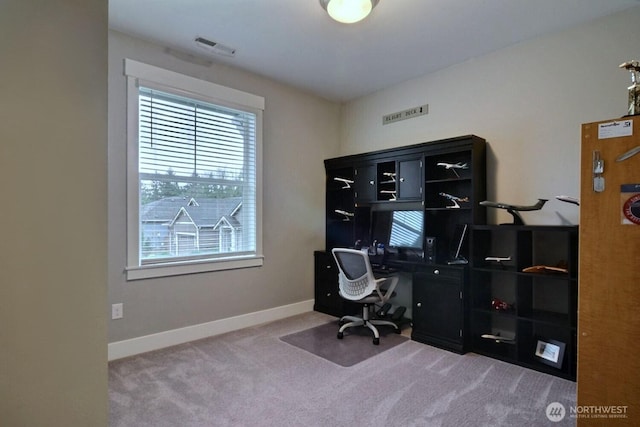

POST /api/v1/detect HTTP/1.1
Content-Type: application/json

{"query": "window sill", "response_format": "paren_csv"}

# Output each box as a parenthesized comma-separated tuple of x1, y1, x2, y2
(126, 255, 264, 281)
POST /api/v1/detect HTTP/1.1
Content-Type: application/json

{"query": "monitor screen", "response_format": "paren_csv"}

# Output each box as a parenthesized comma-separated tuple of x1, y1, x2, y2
(388, 210, 424, 249)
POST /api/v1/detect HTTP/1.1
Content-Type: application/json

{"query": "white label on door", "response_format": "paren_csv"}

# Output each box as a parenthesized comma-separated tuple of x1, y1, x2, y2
(598, 120, 633, 139)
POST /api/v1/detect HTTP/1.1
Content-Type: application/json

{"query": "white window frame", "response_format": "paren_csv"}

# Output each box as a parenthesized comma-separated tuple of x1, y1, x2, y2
(124, 59, 264, 280)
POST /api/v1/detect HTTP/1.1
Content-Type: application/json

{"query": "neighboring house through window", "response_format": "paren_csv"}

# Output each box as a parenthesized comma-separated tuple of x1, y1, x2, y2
(140, 196, 243, 258)
(125, 59, 264, 280)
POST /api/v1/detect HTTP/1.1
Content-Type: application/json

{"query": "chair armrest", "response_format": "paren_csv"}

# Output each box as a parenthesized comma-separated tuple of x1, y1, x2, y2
(374, 275, 399, 302)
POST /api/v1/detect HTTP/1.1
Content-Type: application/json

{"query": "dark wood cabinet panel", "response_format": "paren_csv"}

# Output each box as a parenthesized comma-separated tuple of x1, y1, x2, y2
(397, 158, 422, 200)
(412, 265, 467, 353)
(353, 164, 377, 203)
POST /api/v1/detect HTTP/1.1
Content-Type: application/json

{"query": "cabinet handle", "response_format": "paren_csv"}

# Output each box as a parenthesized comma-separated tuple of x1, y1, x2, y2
(369, 180, 375, 185)
(400, 177, 405, 182)
(416, 302, 422, 307)
(326, 265, 332, 269)
(433, 269, 440, 275)
(326, 293, 332, 297)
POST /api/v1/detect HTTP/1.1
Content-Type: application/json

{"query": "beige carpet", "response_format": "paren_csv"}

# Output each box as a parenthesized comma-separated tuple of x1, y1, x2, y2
(109, 311, 577, 426)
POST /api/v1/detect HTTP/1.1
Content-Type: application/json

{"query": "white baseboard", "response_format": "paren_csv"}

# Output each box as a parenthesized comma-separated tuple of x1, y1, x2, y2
(108, 299, 315, 361)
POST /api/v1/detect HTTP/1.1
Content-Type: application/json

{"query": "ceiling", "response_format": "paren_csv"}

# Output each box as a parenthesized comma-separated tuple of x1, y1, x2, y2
(109, 0, 640, 103)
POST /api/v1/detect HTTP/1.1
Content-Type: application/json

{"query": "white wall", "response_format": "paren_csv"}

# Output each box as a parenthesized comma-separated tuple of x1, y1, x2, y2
(341, 7, 640, 225)
(0, 1, 108, 425)
(108, 31, 341, 343)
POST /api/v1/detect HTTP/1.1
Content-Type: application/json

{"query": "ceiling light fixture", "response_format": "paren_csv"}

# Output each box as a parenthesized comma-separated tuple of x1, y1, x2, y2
(319, 0, 380, 24)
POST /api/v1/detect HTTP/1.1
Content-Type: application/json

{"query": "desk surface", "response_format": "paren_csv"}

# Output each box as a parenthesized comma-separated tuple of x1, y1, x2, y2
(373, 257, 467, 273)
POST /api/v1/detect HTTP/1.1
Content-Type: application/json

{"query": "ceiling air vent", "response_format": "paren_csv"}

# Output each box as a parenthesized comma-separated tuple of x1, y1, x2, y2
(194, 37, 236, 57)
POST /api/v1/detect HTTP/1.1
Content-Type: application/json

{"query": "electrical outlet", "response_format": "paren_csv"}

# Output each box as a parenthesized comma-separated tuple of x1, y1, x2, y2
(111, 303, 123, 320)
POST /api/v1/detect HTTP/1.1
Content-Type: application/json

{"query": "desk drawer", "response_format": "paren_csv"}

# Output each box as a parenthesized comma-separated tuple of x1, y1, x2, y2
(414, 265, 464, 282)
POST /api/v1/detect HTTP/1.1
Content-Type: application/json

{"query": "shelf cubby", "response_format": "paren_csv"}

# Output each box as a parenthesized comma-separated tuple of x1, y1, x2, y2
(469, 225, 578, 380)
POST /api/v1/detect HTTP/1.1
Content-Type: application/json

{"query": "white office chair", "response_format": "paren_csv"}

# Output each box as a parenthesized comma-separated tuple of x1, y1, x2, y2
(331, 248, 400, 345)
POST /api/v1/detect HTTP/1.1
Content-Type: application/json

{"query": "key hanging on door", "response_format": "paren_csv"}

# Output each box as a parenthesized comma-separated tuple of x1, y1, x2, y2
(593, 150, 605, 192)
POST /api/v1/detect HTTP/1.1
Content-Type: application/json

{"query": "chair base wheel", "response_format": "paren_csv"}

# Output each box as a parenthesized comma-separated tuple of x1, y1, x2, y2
(337, 332, 344, 339)
(373, 337, 380, 345)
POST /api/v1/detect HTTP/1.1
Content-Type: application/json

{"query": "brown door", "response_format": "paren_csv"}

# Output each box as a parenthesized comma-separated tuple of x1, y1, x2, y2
(578, 119, 640, 425)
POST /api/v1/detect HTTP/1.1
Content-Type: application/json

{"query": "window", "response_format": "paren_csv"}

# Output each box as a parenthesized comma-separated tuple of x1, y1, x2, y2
(125, 59, 264, 280)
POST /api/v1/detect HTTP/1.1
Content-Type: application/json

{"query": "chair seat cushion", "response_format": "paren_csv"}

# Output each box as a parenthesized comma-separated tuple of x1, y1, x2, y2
(351, 290, 396, 304)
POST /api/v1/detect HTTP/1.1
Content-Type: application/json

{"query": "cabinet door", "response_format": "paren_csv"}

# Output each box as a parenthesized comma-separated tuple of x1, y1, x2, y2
(579, 120, 640, 403)
(354, 164, 376, 202)
(397, 158, 422, 200)
(412, 267, 465, 352)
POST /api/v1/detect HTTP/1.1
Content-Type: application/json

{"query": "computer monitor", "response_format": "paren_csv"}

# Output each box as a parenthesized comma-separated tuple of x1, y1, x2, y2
(389, 210, 424, 249)
(369, 209, 424, 262)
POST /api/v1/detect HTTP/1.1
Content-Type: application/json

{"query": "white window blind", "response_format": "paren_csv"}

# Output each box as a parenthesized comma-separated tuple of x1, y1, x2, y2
(125, 59, 263, 280)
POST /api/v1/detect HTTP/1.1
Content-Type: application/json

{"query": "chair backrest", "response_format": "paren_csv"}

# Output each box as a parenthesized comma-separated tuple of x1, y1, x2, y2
(331, 248, 377, 301)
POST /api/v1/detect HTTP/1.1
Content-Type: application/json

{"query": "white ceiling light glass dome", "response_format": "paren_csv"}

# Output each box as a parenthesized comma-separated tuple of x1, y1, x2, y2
(319, 0, 380, 24)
